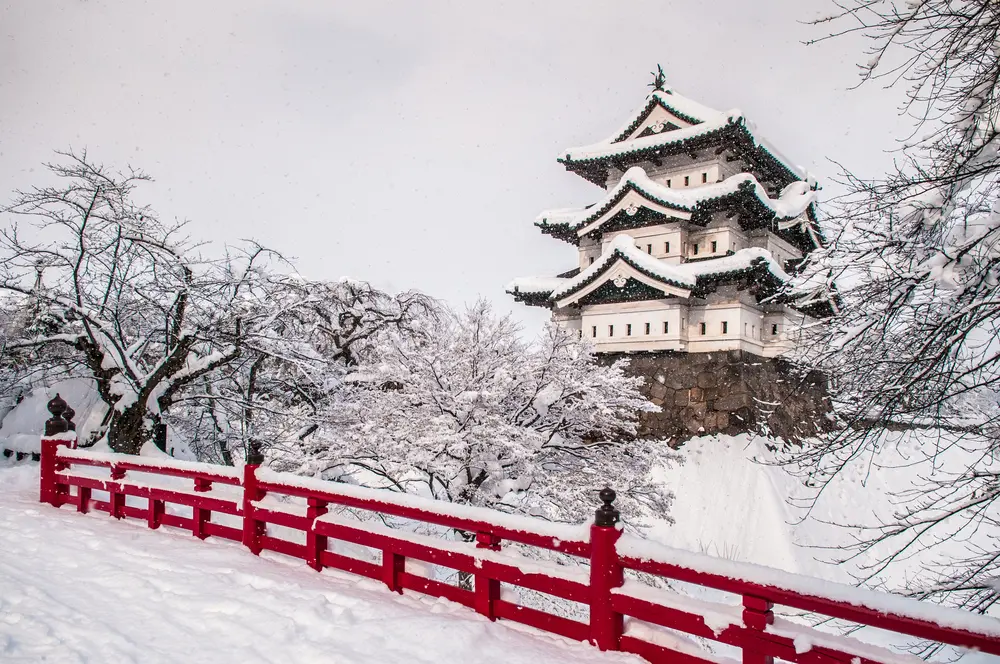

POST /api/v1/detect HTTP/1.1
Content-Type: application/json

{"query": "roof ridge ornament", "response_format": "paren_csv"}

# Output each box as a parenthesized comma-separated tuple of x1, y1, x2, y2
(648, 64, 667, 93)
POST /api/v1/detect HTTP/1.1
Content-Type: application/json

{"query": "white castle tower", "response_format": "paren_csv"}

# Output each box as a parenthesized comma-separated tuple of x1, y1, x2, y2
(508, 74, 828, 359)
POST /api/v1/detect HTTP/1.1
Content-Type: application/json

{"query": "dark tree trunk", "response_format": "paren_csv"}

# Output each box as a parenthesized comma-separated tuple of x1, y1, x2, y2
(106, 403, 158, 455)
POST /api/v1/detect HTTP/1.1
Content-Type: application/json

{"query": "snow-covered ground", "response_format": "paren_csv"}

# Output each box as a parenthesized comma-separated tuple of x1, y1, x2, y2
(0, 462, 638, 664)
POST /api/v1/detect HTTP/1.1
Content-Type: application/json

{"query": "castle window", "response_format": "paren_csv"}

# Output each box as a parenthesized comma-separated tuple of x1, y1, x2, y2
(684, 175, 690, 187)
(645, 322, 650, 335)
(626, 324, 632, 336)
(609, 325, 614, 337)
(665, 241, 670, 253)
(666, 179, 672, 188)
(772, 323, 779, 335)
(722, 321, 728, 334)
(589, 256, 595, 265)
(663, 321, 669, 334)
(693, 243, 699, 256)
(591, 326, 597, 338)
(752, 325, 756, 338)
(711, 240, 718, 253)
(745, 323, 748, 336)
(646, 244, 652, 254)
(699, 322, 707, 335)
(702, 172, 708, 183)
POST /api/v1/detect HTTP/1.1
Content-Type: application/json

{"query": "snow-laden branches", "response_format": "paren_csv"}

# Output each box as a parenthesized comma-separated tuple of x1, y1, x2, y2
(784, 0, 1000, 624)
(278, 300, 675, 528)
(0, 151, 287, 453)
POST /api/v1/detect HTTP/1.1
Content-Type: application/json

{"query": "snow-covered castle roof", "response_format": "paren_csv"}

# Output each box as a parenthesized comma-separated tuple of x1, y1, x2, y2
(507, 234, 791, 308)
(559, 86, 816, 190)
(535, 166, 820, 250)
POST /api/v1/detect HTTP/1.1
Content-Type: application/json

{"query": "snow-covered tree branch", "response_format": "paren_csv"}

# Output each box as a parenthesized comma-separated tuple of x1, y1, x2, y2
(785, 0, 1000, 622)
(281, 300, 675, 528)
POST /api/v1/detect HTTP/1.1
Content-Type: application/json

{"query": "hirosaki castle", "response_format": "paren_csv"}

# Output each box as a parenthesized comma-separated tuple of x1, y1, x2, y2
(508, 78, 826, 359)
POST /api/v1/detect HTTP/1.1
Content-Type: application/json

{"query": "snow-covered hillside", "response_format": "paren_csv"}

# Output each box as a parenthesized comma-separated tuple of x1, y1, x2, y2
(0, 461, 639, 664)
(652, 431, 1000, 599)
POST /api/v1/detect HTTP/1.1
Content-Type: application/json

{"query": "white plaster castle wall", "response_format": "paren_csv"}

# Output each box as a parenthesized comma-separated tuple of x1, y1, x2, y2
(572, 300, 796, 357)
(599, 226, 686, 264)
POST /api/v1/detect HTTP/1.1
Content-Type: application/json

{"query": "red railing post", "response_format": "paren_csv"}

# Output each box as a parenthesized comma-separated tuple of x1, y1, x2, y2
(589, 487, 623, 652)
(39, 437, 60, 507)
(39, 393, 75, 508)
(742, 595, 775, 664)
(382, 550, 404, 593)
(475, 532, 501, 620)
(148, 497, 164, 529)
(109, 464, 126, 519)
(306, 497, 328, 571)
(242, 443, 265, 555)
(192, 477, 211, 539)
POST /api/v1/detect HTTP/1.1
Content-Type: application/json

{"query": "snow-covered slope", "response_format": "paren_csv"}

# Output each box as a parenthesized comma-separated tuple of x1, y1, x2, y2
(654, 431, 1000, 594)
(0, 462, 639, 664)
(648, 434, 818, 577)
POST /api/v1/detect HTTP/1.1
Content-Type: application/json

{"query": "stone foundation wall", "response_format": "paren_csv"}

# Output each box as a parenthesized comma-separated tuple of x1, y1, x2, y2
(602, 350, 833, 442)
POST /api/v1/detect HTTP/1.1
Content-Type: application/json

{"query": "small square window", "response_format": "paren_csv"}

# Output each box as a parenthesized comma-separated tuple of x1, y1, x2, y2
(684, 175, 690, 186)
(609, 325, 614, 337)
(646, 244, 652, 254)
(626, 324, 632, 336)
(663, 321, 669, 334)
(592, 326, 597, 338)
(699, 322, 707, 335)
(722, 321, 728, 334)
(665, 241, 670, 253)
(772, 324, 779, 335)
(711, 240, 718, 253)
(645, 322, 650, 335)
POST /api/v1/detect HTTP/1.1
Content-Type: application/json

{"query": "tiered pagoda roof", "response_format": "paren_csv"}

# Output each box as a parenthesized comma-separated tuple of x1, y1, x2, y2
(559, 87, 814, 194)
(535, 166, 823, 252)
(508, 80, 832, 318)
(507, 235, 791, 309)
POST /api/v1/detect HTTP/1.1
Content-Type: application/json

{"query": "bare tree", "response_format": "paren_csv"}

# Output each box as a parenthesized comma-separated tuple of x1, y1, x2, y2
(0, 151, 281, 454)
(784, 0, 1000, 621)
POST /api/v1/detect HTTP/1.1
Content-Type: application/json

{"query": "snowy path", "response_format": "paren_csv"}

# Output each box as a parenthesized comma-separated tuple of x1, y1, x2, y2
(0, 463, 636, 664)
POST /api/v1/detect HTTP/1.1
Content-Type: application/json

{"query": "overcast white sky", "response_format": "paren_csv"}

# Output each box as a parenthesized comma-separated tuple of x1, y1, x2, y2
(1, 0, 908, 334)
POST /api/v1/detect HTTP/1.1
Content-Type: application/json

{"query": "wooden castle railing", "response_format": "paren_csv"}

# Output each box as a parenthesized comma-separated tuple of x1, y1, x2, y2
(35, 397, 1000, 664)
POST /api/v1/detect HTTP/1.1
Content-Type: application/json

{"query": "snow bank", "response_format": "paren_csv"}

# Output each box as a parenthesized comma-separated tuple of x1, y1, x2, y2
(0, 378, 106, 453)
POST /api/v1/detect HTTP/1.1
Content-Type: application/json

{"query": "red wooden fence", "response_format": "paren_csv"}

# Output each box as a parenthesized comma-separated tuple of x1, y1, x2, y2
(38, 434, 1000, 664)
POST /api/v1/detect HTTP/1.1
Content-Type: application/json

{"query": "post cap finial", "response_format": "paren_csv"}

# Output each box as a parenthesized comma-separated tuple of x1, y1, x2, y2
(62, 405, 76, 431)
(47, 393, 67, 417)
(246, 440, 264, 466)
(595, 486, 619, 527)
(44, 394, 70, 437)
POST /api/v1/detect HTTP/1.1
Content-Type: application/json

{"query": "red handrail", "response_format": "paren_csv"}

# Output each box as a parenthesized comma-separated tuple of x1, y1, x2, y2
(38, 437, 1000, 664)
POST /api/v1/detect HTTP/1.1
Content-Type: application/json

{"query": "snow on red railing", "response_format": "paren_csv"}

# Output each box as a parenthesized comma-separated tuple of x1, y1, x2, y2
(38, 433, 1000, 664)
